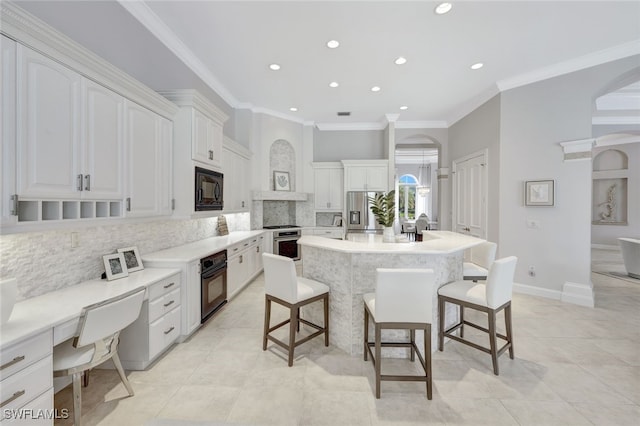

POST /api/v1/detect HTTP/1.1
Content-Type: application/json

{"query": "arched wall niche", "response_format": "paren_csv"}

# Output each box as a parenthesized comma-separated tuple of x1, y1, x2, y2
(269, 139, 296, 191)
(593, 149, 628, 171)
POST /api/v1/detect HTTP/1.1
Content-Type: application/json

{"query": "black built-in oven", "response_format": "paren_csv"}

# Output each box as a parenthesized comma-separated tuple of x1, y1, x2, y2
(195, 166, 223, 211)
(201, 250, 227, 323)
(273, 230, 302, 261)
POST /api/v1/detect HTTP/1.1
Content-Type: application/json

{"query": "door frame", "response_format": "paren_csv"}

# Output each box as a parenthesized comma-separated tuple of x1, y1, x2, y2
(452, 148, 489, 239)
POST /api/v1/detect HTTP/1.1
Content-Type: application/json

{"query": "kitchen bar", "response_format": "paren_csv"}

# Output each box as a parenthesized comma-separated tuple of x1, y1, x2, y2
(298, 231, 485, 356)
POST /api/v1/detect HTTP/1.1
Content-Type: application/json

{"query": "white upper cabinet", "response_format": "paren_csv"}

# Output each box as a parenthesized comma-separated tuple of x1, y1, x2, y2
(312, 163, 343, 211)
(17, 45, 81, 199)
(1, 36, 17, 221)
(192, 109, 223, 168)
(342, 160, 389, 192)
(16, 46, 125, 201)
(82, 79, 124, 199)
(124, 100, 173, 218)
(222, 138, 251, 212)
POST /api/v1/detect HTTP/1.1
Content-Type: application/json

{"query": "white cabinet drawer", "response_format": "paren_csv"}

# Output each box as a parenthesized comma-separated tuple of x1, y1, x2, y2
(148, 288, 181, 324)
(0, 356, 52, 421)
(147, 274, 180, 301)
(227, 242, 243, 257)
(1, 388, 53, 425)
(0, 330, 51, 381)
(148, 306, 180, 360)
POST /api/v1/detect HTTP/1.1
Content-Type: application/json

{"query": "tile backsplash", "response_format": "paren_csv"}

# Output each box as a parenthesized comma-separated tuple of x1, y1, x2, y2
(0, 213, 250, 300)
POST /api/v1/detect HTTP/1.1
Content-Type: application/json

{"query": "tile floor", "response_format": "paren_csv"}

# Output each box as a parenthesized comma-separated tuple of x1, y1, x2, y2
(54, 248, 640, 425)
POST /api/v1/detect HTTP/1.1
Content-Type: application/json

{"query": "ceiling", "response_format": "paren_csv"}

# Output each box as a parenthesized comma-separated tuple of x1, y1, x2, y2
(12, 1, 640, 128)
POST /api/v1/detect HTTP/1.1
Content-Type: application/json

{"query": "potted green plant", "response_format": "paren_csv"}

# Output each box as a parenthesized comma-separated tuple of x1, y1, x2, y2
(369, 190, 396, 242)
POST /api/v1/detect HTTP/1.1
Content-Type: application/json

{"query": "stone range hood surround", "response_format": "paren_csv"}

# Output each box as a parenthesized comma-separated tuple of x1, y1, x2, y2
(252, 191, 309, 201)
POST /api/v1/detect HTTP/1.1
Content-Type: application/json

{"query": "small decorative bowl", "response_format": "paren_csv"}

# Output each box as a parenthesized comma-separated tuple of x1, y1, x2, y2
(1, 278, 17, 325)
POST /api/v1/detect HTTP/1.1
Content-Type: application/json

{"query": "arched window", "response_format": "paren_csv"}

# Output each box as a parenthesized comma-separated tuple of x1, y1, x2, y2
(398, 174, 418, 220)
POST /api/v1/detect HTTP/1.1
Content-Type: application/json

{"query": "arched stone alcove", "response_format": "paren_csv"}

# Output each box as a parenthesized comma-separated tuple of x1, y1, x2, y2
(269, 139, 296, 191)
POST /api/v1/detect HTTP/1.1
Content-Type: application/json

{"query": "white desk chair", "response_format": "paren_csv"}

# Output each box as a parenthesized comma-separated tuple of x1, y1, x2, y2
(53, 287, 145, 426)
(463, 241, 497, 281)
(438, 256, 518, 375)
(262, 253, 329, 366)
(363, 268, 434, 399)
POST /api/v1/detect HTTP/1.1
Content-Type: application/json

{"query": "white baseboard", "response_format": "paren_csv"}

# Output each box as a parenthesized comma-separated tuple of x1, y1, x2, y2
(591, 243, 620, 250)
(513, 282, 562, 300)
(561, 281, 595, 308)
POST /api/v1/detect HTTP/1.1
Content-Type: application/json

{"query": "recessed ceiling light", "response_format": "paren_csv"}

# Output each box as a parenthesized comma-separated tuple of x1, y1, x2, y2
(435, 3, 452, 15)
(326, 40, 340, 49)
(395, 57, 407, 65)
(470, 62, 484, 70)
(371, 86, 381, 92)
(269, 63, 280, 71)
(329, 81, 339, 88)
(289, 107, 298, 112)
(400, 106, 408, 110)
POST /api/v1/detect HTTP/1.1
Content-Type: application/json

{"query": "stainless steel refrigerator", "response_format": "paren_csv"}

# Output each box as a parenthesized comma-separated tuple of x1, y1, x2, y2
(346, 191, 384, 233)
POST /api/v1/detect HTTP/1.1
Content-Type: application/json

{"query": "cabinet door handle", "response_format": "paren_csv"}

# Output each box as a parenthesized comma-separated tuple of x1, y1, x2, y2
(84, 174, 91, 191)
(163, 282, 175, 289)
(208, 150, 213, 160)
(0, 355, 25, 371)
(0, 390, 25, 408)
(77, 174, 83, 191)
(233, 247, 238, 252)
(256, 246, 260, 253)
(239, 255, 243, 264)
(126, 197, 131, 211)
(164, 300, 175, 308)
(163, 326, 175, 335)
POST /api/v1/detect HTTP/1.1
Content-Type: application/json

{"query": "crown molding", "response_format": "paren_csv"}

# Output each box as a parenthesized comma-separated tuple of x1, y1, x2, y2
(592, 115, 640, 125)
(118, 0, 238, 109)
(223, 136, 252, 159)
(251, 106, 307, 125)
(158, 89, 229, 124)
(595, 133, 640, 147)
(395, 121, 448, 129)
(497, 40, 640, 92)
(315, 122, 387, 131)
(1, 1, 178, 119)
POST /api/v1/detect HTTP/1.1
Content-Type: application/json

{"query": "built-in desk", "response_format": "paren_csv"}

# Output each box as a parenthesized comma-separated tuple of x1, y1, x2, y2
(0, 268, 180, 423)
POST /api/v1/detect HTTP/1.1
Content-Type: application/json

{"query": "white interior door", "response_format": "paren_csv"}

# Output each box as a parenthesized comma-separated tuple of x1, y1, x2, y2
(452, 150, 487, 238)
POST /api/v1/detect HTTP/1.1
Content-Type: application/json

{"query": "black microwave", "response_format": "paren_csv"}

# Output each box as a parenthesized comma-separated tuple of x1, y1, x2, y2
(195, 167, 223, 211)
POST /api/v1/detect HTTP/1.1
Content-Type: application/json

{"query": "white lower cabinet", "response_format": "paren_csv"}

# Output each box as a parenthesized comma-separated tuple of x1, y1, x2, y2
(0, 330, 53, 425)
(227, 235, 265, 300)
(118, 273, 181, 370)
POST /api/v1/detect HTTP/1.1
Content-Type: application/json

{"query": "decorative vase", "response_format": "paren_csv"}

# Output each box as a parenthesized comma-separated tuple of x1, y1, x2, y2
(1, 278, 17, 325)
(383, 227, 395, 243)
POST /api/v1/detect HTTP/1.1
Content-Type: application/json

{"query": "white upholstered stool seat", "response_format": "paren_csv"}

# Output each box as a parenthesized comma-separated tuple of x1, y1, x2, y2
(463, 241, 497, 281)
(363, 268, 434, 399)
(53, 286, 145, 426)
(262, 253, 329, 366)
(438, 256, 517, 375)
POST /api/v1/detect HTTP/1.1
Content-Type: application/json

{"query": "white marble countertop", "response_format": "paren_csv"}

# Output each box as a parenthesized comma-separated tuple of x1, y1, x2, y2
(298, 231, 484, 254)
(142, 230, 265, 264)
(0, 268, 180, 349)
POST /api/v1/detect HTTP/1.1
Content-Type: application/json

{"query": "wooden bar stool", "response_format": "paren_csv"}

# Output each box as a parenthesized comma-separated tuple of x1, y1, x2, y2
(262, 253, 329, 366)
(438, 256, 518, 375)
(363, 268, 434, 399)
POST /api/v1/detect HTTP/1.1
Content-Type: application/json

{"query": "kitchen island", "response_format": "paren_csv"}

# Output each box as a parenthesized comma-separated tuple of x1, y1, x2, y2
(298, 231, 485, 356)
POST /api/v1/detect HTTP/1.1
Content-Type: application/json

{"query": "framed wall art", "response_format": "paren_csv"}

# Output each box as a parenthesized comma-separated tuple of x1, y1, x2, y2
(103, 253, 128, 281)
(117, 246, 144, 272)
(274, 171, 291, 191)
(525, 180, 554, 206)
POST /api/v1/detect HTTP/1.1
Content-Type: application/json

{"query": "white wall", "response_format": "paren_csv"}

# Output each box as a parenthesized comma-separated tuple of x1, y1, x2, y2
(499, 55, 639, 294)
(313, 129, 385, 161)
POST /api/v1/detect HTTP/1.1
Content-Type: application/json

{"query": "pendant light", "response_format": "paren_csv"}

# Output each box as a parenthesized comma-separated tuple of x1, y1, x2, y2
(417, 150, 431, 196)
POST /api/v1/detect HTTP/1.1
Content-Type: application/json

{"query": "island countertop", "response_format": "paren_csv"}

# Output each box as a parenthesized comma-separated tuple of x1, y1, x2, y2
(298, 230, 484, 254)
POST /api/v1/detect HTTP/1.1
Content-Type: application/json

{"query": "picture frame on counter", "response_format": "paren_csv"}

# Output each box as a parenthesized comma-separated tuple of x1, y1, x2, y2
(103, 253, 128, 281)
(117, 246, 144, 272)
(274, 171, 291, 191)
(525, 180, 554, 206)
(332, 214, 343, 227)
